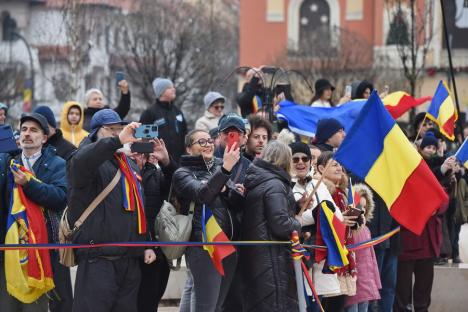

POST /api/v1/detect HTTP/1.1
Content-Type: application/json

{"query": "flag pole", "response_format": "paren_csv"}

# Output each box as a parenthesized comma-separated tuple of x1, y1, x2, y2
(440, 0, 464, 141)
(413, 115, 427, 145)
(291, 231, 307, 312)
(455, 137, 468, 159)
(298, 160, 333, 216)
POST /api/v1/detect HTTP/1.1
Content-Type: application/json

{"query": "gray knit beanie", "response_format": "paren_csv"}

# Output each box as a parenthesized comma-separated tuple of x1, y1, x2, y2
(152, 78, 173, 99)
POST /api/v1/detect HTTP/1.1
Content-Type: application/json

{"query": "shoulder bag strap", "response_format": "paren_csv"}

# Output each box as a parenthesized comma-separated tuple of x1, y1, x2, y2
(73, 170, 122, 230)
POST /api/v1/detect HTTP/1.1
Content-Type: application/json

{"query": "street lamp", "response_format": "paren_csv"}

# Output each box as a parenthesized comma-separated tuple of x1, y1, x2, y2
(2, 12, 35, 109)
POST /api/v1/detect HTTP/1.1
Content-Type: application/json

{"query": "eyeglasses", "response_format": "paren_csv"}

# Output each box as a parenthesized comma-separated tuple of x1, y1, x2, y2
(102, 126, 124, 133)
(191, 138, 215, 147)
(213, 105, 224, 110)
(292, 156, 310, 164)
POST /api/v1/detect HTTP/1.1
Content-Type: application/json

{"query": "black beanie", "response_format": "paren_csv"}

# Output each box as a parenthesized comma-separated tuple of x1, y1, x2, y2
(420, 132, 439, 150)
(289, 142, 312, 158)
(315, 118, 344, 144)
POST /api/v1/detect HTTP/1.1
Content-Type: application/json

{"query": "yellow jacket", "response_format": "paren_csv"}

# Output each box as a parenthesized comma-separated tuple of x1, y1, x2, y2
(60, 101, 89, 147)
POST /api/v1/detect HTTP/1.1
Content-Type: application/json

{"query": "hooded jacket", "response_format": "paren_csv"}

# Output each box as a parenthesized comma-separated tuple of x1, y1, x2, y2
(240, 159, 301, 312)
(345, 184, 382, 307)
(60, 101, 89, 147)
(67, 135, 146, 260)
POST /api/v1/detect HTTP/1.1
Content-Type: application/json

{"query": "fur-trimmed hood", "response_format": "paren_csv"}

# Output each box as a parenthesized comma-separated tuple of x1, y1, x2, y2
(354, 183, 375, 222)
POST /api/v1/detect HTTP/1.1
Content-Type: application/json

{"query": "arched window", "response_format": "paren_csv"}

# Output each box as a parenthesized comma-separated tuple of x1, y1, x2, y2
(299, 0, 330, 49)
(288, 0, 340, 51)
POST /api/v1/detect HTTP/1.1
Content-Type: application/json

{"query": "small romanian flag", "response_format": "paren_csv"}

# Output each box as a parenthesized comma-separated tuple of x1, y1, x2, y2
(347, 179, 361, 209)
(335, 91, 448, 235)
(455, 138, 468, 169)
(382, 91, 432, 119)
(315, 201, 348, 271)
(202, 205, 235, 276)
(426, 81, 457, 140)
(252, 95, 262, 113)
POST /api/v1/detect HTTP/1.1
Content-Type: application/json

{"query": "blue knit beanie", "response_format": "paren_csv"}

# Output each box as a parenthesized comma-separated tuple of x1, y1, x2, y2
(315, 118, 344, 144)
(420, 132, 439, 150)
(34, 106, 57, 128)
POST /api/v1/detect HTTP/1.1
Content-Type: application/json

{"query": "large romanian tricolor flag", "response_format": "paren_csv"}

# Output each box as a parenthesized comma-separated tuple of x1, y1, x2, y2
(455, 138, 468, 169)
(202, 205, 235, 276)
(5, 162, 54, 303)
(335, 92, 448, 235)
(382, 91, 432, 119)
(426, 81, 457, 140)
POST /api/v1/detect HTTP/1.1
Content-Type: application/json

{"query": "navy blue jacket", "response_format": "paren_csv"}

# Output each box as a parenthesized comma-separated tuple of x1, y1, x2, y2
(0, 146, 67, 246)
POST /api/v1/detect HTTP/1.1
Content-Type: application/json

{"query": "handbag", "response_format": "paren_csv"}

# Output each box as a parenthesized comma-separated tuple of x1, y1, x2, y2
(58, 170, 121, 267)
(155, 183, 195, 263)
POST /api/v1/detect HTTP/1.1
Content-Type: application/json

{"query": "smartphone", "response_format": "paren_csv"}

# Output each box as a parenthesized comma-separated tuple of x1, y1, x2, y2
(345, 85, 352, 97)
(134, 124, 159, 139)
(226, 131, 239, 150)
(115, 71, 125, 85)
(131, 142, 154, 154)
(344, 207, 364, 217)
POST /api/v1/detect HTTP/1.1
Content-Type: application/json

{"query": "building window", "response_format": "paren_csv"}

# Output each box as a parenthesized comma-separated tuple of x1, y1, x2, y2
(386, 7, 410, 45)
(346, 0, 363, 21)
(299, 0, 331, 49)
(288, 0, 340, 51)
(266, 0, 285, 22)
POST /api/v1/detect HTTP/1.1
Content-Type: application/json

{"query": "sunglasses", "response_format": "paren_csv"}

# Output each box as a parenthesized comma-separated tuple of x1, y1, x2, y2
(191, 138, 215, 147)
(213, 105, 224, 110)
(292, 156, 310, 164)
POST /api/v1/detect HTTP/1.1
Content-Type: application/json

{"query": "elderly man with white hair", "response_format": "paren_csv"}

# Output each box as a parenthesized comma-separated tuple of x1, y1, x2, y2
(82, 79, 131, 131)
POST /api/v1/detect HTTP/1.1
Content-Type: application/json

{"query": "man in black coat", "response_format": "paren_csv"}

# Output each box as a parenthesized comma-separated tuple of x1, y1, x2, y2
(140, 78, 187, 163)
(34, 106, 77, 160)
(68, 109, 156, 312)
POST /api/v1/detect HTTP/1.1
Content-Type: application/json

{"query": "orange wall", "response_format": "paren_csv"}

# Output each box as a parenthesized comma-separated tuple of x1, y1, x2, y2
(239, 0, 288, 67)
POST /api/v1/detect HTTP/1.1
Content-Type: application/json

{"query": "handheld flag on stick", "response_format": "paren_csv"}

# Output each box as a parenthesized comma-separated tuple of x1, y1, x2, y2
(315, 201, 348, 271)
(426, 81, 457, 140)
(202, 205, 235, 276)
(455, 138, 468, 169)
(382, 91, 432, 119)
(347, 178, 361, 209)
(5, 161, 54, 303)
(335, 91, 448, 235)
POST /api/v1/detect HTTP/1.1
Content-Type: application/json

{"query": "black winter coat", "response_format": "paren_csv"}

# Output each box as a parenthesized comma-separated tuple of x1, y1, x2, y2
(82, 92, 131, 131)
(236, 77, 266, 117)
(141, 160, 177, 239)
(67, 136, 146, 260)
(172, 155, 238, 242)
(240, 159, 301, 312)
(47, 129, 77, 160)
(140, 100, 187, 163)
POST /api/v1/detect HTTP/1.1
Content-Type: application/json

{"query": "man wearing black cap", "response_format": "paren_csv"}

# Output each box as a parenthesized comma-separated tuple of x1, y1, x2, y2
(0, 113, 67, 311)
(34, 106, 77, 160)
(314, 118, 346, 152)
(68, 109, 156, 311)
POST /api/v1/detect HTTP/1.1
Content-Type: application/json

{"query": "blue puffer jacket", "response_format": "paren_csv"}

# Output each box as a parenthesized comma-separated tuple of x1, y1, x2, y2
(0, 146, 67, 248)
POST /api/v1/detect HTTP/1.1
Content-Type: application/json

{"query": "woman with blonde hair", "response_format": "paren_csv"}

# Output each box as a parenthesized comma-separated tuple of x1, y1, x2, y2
(240, 141, 302, 311)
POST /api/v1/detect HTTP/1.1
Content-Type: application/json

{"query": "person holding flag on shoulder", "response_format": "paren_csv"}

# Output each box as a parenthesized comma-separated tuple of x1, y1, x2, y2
(67, 109, 156, 312)
(0, 113, 67, 311)
(172, 129, 239, 312)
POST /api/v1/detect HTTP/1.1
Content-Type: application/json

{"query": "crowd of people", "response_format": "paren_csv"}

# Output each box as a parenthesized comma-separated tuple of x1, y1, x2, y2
(0, 70, 466, 312)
